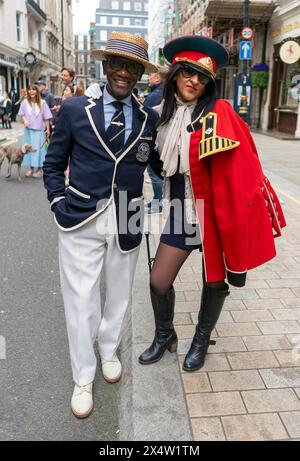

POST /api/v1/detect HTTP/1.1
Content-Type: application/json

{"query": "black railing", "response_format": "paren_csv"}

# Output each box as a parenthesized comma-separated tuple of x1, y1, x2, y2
(27, 0, 47, 22)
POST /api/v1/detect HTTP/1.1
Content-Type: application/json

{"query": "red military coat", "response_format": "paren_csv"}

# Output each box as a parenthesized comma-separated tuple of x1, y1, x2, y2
(189, 99, 286, 286)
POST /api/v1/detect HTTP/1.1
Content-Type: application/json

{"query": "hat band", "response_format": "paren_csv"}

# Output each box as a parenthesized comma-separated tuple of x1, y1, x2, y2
(105, 39, 149, 61)
(174, 57, 216, 78)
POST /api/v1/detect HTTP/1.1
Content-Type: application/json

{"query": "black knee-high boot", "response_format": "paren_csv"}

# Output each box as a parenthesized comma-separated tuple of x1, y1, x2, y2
(183, 283, 230, 372)
(139, 286, 178, 365)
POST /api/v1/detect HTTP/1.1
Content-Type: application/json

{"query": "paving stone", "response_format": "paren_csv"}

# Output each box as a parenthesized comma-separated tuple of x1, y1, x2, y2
(256, 288, 296, 299)
(243, 334, 292, 351)
(187, 392, 246, 417)
(227, 351, 279, 370)
(174, 281, 199, 292)
(178, 353, 230, 372)
(276, 271, 300, 279)
(274, 350, 300, 367)
(175, 301, 198, 313)
(248, 270, 280, 280)
(178, 273, 202, 282)
(174, 313, 192, 326)
(279, 411, 300, 438)
(260, 368, 300, 388)
(191, 311, 233, 324)
(231, 310, 273, 322)
(191, 418, 226, 441)
(176, 325, 197, 339)
(208, 370, 265, 392)
(293, 289, 300, 297)
(222, 414, 288, 441)
(294, 388, 300, 400)
(229, 289, 259, 300)
(242, 389, 300, 413)
(223, 300, 246, 311)
(271, 309, 300, 321)
(182, 373, 212, 394)
(244, 280, 269, 289)
(243, 299, 284, 310)
(257, 320, 300, 335)
(216, 322, 261, 337)
(184, 291, 201, 301)
(282, 299, 300, 308)
(174, 291, 185, 301)
(267, 279, 300, 288)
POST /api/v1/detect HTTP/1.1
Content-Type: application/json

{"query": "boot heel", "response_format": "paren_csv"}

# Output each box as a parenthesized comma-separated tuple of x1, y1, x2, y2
(168, 341, 178, 353)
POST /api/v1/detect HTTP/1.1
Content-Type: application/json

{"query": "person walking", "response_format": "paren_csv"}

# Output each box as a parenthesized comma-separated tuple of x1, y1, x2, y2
(43, 32, 162, 419)
(18, 85, 52, 178)
(139, 35, 286, 372)
(1, 92, 13, 129)
(35, 80, 56, 118)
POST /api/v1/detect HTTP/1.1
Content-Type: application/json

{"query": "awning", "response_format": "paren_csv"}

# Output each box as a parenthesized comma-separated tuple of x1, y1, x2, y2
(205, 0, 277, 22)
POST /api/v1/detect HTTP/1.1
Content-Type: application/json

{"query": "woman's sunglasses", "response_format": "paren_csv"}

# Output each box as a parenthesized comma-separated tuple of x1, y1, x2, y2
(105, 57, 144, 76)
(180, 66, 211, 85)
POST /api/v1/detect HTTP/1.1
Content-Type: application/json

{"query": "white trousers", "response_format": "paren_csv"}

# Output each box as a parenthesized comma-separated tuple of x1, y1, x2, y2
(58, 203, 139, 386)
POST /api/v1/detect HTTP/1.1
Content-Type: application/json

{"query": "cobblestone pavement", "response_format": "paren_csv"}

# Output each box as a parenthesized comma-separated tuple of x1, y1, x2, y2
(144, 133, 300, 441)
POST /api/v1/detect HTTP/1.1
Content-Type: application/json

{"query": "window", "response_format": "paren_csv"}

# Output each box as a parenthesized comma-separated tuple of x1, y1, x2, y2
(112, 17, 119, 25)
(124, 17, 131, 26)
(16, 12, 22, 42)
(112, 1, 119, 9)
(38, 30, 43, 52)
(144, 2, 148, 11)
(134, 2, 142, 11)
(124, 1, 131, 9)
(100, 30, 108, 41)
(80, 54, 85, 63)
(135, 19, 142, 26)
(100, 16, 107, 25)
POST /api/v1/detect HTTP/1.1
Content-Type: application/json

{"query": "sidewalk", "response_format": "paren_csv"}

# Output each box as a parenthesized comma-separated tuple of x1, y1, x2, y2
(0, 122, 24, 144)
(122, 133, 300, 441)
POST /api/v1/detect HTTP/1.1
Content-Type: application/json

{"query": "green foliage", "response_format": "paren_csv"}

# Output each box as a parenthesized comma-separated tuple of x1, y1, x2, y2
(250, 70, 269, 89)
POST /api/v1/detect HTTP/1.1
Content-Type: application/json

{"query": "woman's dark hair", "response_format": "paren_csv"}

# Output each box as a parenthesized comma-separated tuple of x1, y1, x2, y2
(159, 63, 218, 127)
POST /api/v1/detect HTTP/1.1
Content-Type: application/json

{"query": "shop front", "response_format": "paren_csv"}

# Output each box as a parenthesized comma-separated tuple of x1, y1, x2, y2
(265, 5, 300, 138)
(268, 37, 300, 135)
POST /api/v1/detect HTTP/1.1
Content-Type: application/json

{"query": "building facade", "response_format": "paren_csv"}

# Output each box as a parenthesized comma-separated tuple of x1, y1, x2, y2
(74, 22, 97, 91)
(148, 0, 171, 64)
(0, 0, 74, 97)
(95, 0, 149, 89)
(165, 0, 277, 127)
(262, 0, 300, 137)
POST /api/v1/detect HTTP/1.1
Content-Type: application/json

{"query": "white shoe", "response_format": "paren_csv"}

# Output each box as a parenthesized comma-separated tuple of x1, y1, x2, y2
(102, 354, 122, 383)
(71, 383, 94, 418)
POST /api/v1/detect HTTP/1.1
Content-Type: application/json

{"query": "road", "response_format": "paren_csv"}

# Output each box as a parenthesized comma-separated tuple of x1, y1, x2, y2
(0, 133, 120, 441)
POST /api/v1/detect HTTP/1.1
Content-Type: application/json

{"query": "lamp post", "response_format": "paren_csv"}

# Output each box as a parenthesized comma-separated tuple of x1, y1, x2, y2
(61, 0, 65, 67)
(239, 0, 250, 123)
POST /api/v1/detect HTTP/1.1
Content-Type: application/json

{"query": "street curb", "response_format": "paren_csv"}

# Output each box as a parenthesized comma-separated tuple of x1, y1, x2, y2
(119, 235, 192, 441)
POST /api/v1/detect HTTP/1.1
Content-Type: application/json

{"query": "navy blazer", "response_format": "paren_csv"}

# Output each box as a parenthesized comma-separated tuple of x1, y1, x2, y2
(43, 93, 162, 253)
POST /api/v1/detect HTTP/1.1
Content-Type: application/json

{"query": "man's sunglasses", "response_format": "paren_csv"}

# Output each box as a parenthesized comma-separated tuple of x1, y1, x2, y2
(180, 66, 211, 85)
(105, 57, 144, 76)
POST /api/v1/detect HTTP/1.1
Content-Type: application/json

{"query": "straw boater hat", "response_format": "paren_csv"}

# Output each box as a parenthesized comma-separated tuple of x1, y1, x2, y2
(91, 31, 158, 73)
(163, 35, 229, 80)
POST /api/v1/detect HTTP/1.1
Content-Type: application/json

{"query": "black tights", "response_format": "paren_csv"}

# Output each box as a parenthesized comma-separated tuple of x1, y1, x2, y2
(150, 242, 225, 295)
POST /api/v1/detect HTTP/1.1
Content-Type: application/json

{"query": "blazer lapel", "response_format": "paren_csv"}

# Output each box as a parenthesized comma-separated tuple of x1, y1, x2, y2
(85, 96, 116, 161)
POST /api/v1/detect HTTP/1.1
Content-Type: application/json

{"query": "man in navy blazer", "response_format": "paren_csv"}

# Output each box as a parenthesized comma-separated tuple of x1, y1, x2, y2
(43, 32, 162, 419)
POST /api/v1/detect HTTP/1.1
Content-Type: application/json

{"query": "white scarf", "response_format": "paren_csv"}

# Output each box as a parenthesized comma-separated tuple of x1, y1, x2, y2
(156, 94, 197, 177)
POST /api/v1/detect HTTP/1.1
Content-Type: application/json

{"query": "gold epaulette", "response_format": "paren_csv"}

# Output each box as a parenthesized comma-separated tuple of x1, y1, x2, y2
(199, 112, 240, 160)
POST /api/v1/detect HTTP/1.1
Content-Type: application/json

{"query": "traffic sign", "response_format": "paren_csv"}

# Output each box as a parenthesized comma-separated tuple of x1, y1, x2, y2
(240, 41, 252, 60)
(241, 27, 253, 40)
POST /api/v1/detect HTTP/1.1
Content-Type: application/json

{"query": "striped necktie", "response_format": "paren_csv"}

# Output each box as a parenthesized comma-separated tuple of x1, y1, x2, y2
(106, 101, 126, 156)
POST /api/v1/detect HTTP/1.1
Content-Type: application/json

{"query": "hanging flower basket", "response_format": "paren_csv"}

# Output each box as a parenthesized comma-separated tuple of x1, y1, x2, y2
(250, 63, 269, 89)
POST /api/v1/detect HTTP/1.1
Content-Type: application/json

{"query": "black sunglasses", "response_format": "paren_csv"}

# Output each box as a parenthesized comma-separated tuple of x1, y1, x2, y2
(105, 57, 144, 76)
(180, 66, 211, 85)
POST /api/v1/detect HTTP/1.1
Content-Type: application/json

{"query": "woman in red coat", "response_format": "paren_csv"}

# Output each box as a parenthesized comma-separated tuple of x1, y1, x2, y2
(139, 36, 286, 372)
